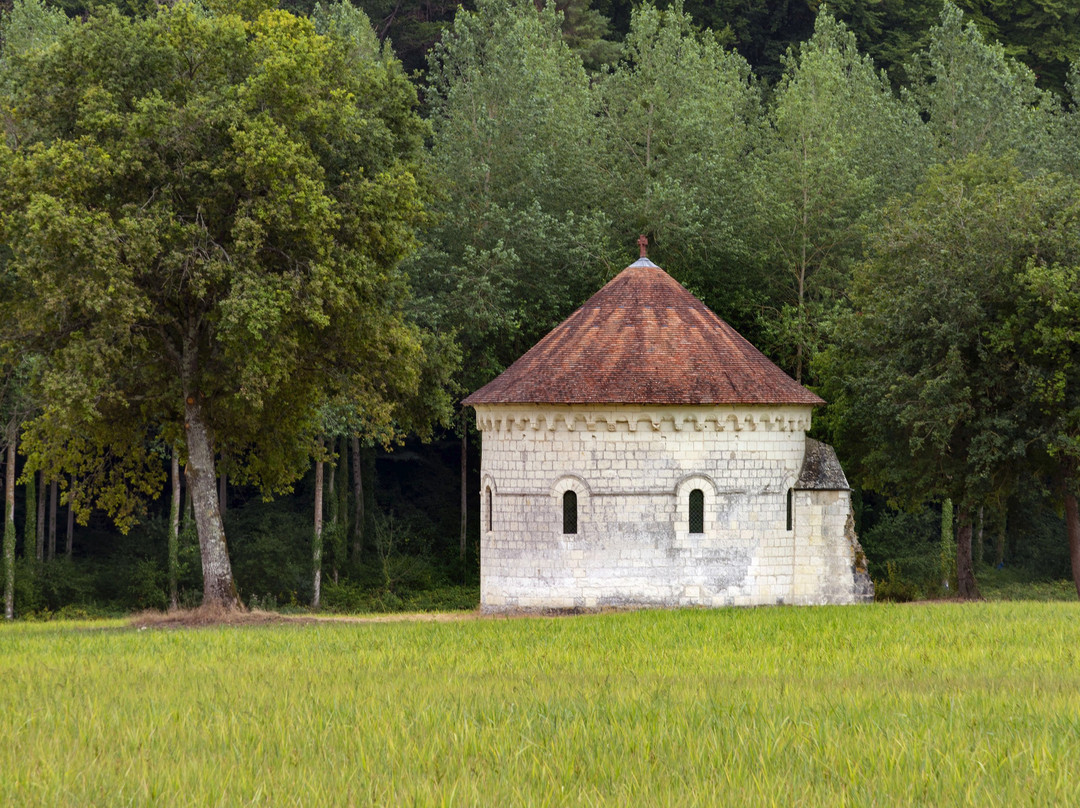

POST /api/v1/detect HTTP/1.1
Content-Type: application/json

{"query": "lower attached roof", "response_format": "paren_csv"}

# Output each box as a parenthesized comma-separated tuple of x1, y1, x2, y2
(464, 259, 823, 407)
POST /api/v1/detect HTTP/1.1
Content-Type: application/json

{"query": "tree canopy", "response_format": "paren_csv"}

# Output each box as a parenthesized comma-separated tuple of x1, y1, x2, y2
(820, 154, 1080, 596)
(0, 0, 448, 607)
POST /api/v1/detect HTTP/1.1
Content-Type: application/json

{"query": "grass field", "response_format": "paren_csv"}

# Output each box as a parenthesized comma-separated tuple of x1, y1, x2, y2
(2, 603, 1078, 806)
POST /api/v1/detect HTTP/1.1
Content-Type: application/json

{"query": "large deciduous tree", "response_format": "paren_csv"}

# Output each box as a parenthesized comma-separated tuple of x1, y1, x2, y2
(820, 154, 1080, 598)
(0, 1, 434, 608)
(999, 215, 1080, 597)
(756, 9, 929, 383)
(412, 0, 613, 390)
(911, 2, 1056, 172)
(593, 0, 763, 324)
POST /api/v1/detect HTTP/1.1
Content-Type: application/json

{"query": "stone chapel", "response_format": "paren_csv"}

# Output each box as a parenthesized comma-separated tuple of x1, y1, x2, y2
(463, 247, 873, 611)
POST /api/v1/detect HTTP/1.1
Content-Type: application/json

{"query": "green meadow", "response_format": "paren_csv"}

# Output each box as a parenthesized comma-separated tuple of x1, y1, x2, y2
(2, 603, 1078, 807)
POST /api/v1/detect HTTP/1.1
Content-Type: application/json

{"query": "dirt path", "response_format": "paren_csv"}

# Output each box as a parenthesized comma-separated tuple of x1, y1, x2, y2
(126, 606, 489, 630)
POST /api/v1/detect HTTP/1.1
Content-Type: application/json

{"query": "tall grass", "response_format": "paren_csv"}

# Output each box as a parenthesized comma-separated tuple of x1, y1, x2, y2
(2, 603, 1078, 806)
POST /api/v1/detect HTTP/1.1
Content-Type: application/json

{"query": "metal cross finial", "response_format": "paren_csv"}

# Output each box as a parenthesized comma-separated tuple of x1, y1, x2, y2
(637, 234, 648, 258)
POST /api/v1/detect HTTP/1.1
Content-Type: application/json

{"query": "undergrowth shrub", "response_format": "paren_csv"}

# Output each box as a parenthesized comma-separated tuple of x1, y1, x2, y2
(861, 506, 941, 600)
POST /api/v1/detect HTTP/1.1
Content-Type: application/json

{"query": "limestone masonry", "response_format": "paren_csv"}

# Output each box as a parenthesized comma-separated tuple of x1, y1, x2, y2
(464, 256, 873, 610)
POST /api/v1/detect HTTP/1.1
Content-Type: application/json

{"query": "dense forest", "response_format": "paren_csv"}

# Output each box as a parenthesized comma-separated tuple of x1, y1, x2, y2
(2, 0, 1080, 617)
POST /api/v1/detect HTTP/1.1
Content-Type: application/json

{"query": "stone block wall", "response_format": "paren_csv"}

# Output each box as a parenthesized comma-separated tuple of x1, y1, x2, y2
(474, 403, 869, 611)
(789, 490, 865, 604)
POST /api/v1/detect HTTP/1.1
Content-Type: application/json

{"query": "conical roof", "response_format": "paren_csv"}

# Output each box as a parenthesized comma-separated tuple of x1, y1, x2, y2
(463, 258, 823, 407)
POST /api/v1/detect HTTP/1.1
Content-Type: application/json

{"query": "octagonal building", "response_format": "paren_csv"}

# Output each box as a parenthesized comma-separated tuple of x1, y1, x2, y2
(463, 254, 873, 611)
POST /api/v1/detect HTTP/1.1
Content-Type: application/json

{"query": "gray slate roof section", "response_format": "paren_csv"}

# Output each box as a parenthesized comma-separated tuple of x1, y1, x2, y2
(796, 438, 850, 490)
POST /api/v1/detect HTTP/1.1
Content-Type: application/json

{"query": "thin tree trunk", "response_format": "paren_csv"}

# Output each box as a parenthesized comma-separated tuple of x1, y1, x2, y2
(460, 422, 467, 562)
(1063, 490, 1080, 600)
(169, 449, 181, 611)
(65, 474, 74, 558)
(940, 497, 954, 591)
(218, 468, 227, 517)
(35, 470, 45, 561)
(4, 435, 16, 620)
(47, 478, 57, 561)
(995, 508, 1006, 567)
(327, 442, 338, 585)
(336, 435, 348, 583)
(183, 484, 193, 531)
(351, 436, 363, 560)
(975, 505, 984, 568)
(956, 508, 980, 600)
(184, 391, 239, 609)
(25, 471, 37, 561)
(327, 450, 336, 509)
(312, 445, 324, 610)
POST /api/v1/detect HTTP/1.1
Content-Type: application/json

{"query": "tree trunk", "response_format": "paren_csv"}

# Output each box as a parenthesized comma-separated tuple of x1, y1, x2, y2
(169, 449, 181, 611)
(995, 508, 1006, 567)
(312, 446, 324, 610)
(327, 450, 336, 513)
(35, 470, 45, 561)
(1063, 491, 1080, 600)
(975, 505, 984, 568)
(336, 435, 348, 582)
(460, 422, 467, 562)
(183, 483, 193, 531)
(65, 474, 74, 559)
(940, 498, 954, 592)
(326, 441, 338, 585)
(218, 468, 227, 517)
(24, 471, 37, 561)
(47, 478, 57, 561)
(956, 509, 980, 600)
(184, 393, 239, 609)
(4, 435, 16, 620)
(351, 436, 363, 560)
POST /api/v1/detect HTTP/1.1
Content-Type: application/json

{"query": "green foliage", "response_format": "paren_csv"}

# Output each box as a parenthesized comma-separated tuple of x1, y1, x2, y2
(826, 0, 941, 89)
(320, 577, 478, 612)
(755, 9, 930, 382)
(820, 151, 1080, 592)
(0, 0, 70, 68)
(911, 2, 1056, 171)
(414, 0, 615, 391)
(977, 566, 1077, 601)
(873, 562, 920, 602)
(225, 498, 313, 607)
(0, 2, 441, 544)
(820, 154, 1072, 506)
(552, 0, 620, 71)
(14, 557, 100, 616)
(1, 0, 1077, 608)
(954, 0, 1080, 98)
(675, 0, 815, 86)
(857, 504, 942, 600)
(593, 1, 763, 323)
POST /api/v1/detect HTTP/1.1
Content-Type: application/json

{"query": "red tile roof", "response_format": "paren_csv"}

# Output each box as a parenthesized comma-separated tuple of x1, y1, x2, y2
(463, 259, 824, 407)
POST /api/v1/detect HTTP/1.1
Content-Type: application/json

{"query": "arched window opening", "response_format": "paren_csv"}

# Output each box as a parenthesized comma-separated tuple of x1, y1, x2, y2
(563, 490, 578, 535)
(485, 486, 492, 533)
(786, 488, 793, 531)
(689, 489, 704, 534)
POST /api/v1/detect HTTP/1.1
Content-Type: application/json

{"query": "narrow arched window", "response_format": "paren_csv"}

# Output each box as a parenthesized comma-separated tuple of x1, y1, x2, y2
(689, 489, 704, 534)
(485, 486, 492, 533)
(786, 488, 793, 531)
(562, 490, 578, 535)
